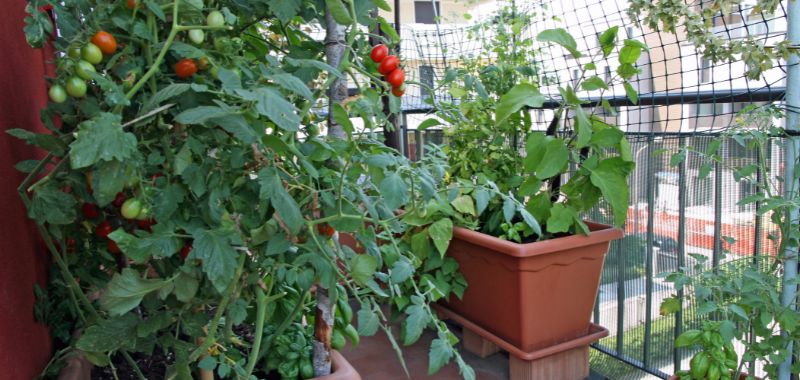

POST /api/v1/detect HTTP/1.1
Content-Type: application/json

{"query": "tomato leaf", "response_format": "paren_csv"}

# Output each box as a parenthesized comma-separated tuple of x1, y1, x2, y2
(69, 113, 137, 169)
(76, 314, 138, 353)
(268, 0, 301, 23)
(428, 218, 453, 257)
(357, 305, 379, 336)
(428, 337, 454, 375)
(326, 0, 353, 25)
(101, 268, 170, 316)
(351, 254, 377, 286)
(259, 168, 303, 235)
(379, 172, 409, 210)
(402, 302, 430, 345)
(190, 228, 240, 294)
(92, 160, 136, 207)
(28, 183, 77, 225)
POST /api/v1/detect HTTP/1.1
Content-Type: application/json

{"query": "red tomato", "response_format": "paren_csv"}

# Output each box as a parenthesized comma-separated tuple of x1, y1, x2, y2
(95, 221, 113, 238)
(378, 55, 400, 75)
(66, 238, 77, 252)
(370, 44, 389, 63)
(126, 0, 140, 9)
(386, 69, 405, 87)
(317, 223, 335, 238)
(81, 203, 100, 219)
(179, 243, 192, 260)
(174, 58, 198, 79)
(137, 219, 156, 230)
(91, 31, 117, 55)
(112, 192, 127, 208)
(107, 239, 121, 254)
(391, 85, 405, 97)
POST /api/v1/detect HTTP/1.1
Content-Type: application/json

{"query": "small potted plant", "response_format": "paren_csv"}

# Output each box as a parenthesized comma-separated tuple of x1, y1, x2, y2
(659, 105, 800, 380)
(413, 7, 644, 353)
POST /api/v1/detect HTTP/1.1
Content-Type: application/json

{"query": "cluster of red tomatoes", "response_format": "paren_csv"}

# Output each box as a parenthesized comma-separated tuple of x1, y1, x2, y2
(74, 174, 192, 260)
(48, 31, 118, 103)
(370, 44, 405, 97)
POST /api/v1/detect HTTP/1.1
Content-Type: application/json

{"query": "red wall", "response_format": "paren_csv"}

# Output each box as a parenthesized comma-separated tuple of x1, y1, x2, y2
(0, 1, 55, 378)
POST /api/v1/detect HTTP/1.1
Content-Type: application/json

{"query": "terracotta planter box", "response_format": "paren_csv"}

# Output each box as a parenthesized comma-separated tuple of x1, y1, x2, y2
(444, 221, 622, 352)
(667, 374, 759, 380)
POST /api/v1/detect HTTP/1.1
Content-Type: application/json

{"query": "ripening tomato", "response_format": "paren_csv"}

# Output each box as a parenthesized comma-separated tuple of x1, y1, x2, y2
(95, 221, 113, 238)
(91, 31, 117, 55)
(136, 218, 156, 230)
(75, 60, 96, 80)
(188, 29, 205, 45)
(386, 69, 405, 87)
(370, 44, 389, 63)
(207, 11, 225, 27)
(121, 198, 142, 219)
(65, 77, 87, 98)
(81, 203, 100, 219)
(49, 85, 67, 103)
(112, 192, 127, 208)
(174, 58, 198, 79)
(179, 243, 192, 260)
(107, 239, 121, 254)
(391, 85, 405, 97)
(377, 55, 399, 75)
(81, 43, 103, 64)
(66, 238, 76, 252)
(126, 0, 139, 9)
(317, 223, 335, 238)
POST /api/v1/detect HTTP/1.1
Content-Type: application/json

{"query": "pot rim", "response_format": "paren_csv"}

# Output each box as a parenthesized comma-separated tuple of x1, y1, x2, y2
(452, 220, 623, 258)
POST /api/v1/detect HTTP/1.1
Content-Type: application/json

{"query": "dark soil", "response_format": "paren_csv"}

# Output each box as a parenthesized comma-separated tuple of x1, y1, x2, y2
(92, 351, 173, 380)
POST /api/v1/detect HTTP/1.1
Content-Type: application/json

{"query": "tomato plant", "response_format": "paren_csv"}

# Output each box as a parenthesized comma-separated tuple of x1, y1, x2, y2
(74, 60, 96, 80)
(17, 1, 476, 379)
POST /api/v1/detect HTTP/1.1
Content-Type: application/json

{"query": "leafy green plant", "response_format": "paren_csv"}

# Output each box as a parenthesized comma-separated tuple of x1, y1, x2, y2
(661, 105, 800, 379)
(427, 7, 640, 241)
(16, 0, 477, 379)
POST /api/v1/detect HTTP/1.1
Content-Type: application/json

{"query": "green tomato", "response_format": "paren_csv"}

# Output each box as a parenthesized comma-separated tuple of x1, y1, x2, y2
(206, 10, 225, 27)
(48, 85, 67, 103)
(75, 60, 96, 80)
(81, 43, 103, 64)
(135, 207, 150, 221)
(67, 47, 81, 59)
(121, 198, 143, 220)
(188, 29, 205, 44)
(65, 77, 87, 98)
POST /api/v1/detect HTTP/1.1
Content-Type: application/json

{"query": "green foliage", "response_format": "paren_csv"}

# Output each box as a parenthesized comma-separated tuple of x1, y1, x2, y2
(436, 7, 639, 241)
(16, 0, 476, 378)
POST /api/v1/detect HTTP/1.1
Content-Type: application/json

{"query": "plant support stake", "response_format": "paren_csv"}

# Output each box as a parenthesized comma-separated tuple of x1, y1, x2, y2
(779, 0, 800, 378)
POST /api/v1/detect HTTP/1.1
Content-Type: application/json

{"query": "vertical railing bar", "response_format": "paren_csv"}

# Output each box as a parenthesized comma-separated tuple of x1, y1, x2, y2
(415, 128, 422, 159)
(674, 135, 688, 373)
(615, 238, 626, 355)
(713, 159, 723, 267)
(643, 135, 656, 368)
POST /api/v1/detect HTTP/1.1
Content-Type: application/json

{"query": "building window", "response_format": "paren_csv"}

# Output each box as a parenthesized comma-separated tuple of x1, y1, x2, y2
(626, 27, 636, 39)
(696, 103, 726, 116)
(414, 1, 440, 24)
(603, 66, 612, 82)
(420, 65, 435, 99)
(747, 12, 777, 35)
(700, 58, 711, 83)
(572, 69, 580, 86)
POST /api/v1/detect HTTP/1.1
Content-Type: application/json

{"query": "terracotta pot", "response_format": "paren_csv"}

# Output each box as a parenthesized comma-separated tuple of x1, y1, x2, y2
(443, 221, 622, 352)
(314, 350, 361, 380)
